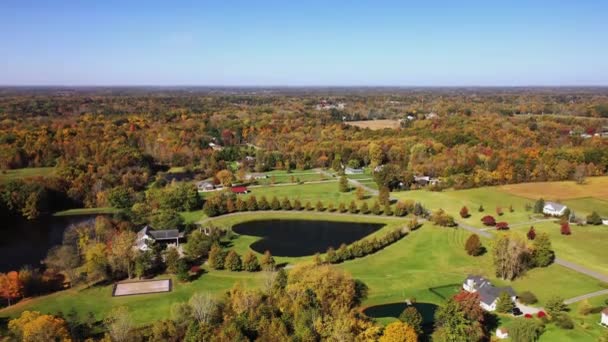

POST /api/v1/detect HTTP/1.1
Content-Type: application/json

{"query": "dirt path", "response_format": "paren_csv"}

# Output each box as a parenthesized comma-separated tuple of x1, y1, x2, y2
(563, 289, 608, 304)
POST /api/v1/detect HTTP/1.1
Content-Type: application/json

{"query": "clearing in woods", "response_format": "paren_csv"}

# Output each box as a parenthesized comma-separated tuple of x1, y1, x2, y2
(498, 176, 608, 201)
(346, 120, 401, 130)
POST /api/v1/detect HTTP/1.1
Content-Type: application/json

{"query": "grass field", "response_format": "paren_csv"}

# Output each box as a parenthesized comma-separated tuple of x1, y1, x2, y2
(0, 167, 56, 182)
(498, 176, 608, 201)
(346, 120, 401, 130)
(53, 207, 121, 216)
(512, 221, 608, 275)
(562, 197, 608, 217)
(254, 170, 329, 185)
(240, 182, 376, 207)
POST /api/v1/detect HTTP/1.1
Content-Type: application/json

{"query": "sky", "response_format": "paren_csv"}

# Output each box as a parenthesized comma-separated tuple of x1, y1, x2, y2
(1, 0, 607, 86)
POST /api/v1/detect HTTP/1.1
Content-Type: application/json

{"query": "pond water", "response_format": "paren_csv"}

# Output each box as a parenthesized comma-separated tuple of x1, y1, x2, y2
(0, 215, 95, 272)
(363, 302, 439, 324)
(232, 219, 384, 257)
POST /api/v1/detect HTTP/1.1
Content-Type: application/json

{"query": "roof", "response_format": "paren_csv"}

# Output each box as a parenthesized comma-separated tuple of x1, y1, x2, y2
(464, 275, 516, 305)
(137, 226, 183, 241)
(544, 202, 566, 211)
(231, 186, 248, 193)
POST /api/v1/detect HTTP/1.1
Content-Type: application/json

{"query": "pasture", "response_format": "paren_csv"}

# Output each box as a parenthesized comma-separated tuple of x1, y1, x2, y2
(498, 176, 608, 201)
(0, 167, 56, 182)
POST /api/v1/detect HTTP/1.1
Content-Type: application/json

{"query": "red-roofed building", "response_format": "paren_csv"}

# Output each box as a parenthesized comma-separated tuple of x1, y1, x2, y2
(231, 186, 249, 194)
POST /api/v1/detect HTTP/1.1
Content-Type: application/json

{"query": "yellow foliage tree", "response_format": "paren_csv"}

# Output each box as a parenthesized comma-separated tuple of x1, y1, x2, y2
(9, 311, 71, 342)
(379, 322, 418, 342)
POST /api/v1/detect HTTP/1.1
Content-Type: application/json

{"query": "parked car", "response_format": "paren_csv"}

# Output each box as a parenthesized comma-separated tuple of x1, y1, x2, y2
(512, 307, 523, 316)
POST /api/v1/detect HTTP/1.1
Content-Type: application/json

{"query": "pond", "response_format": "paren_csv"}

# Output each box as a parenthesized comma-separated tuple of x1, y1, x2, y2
(0, 215, 95, 272)
(232, 219, 384, 257)
(363, 302, 439, 337)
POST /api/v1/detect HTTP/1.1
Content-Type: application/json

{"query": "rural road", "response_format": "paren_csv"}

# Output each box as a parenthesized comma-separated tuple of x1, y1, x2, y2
(564, 289, 608, 305)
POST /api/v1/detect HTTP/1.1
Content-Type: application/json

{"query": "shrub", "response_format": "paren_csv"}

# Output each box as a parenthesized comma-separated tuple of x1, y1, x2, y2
(496, 207, 503, 216)
(554, 313, 574, 329)
(326, 247, 339, 264)
(394, 202, 407, 217)
(524, 313, 533, 318)
(257, 196, 269, 210)
(430, 209, 456, 227)
(478, 204, 484, 212)
(481, 215, 496, 226)
(371, 202, 381, 215)
(305, 201, 313, 211)
(327, 203, 335, 212)
(336, 243, 352, 260)
(496, 221, 509, 230)
(315, 201, 324, 211)
(384, 204, 393, 216)
(246, 196, 258, 211)
(527, 226, 536, 240)
(545, 296, 567, 316)
(586, 211, 602, 225)
(208, 244, 225, 270)
(537, 311, 546, 318)
(560, 222, 571, 235)
(518, 291, 538, 305)
(338, 202, 347, 213)
(459, 206, 470, 218)
(243, 252, 260, 272)
(176, 259, 190, 282)
(293, 199, 302, 211)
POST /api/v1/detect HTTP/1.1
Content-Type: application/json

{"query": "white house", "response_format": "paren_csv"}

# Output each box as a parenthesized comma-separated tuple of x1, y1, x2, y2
(463, 275, 517, 311)
(135, 226, 184, 251)
(601, 308, 608, 326)
(602, 219, 608, 226)
(543, 202, 568, 216)
(496, 327, 509, 339)
(196, 180, 223, 192)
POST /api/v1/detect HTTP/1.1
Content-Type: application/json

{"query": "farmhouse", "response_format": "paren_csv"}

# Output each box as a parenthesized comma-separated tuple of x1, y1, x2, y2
(601, 308, 608, 326)
(463, 275, 516, 311)
(345, 167, 364, 175)
(543, 201, 568, 216)
(245, 173, 268, 180)
(208, 142, 223, 151)
(135, 226, 184, 251)
(196, 180, 222, 192)
(414, 175, 440, 186)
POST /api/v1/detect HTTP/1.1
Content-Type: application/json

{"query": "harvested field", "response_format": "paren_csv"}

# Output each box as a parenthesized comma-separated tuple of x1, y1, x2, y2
(112, 279, 172, 297)
(346, 120, 401, 130)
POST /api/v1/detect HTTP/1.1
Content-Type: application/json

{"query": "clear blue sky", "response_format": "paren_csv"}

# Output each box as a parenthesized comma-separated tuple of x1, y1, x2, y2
(1, 0, 607, 86)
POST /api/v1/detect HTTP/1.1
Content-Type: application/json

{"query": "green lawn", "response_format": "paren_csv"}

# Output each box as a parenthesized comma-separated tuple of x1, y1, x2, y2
(254, 170, 329, 185)
(0, 167, 56, 182)
(241, 182, 376, 207)
(0, 271, 264, 326)
(393, 187, 540, 229)
(511, 221, 608, 275)
(563, 197, 608, 217)
(53, 207, 121, 216)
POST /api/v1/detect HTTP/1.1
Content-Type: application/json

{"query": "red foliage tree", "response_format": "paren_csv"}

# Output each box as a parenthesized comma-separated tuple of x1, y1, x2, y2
(524, 313, 533, 318)
(537, 311, 546, 318)
(453, 291, 485, 323)
(527, 226, 536, 240)
(459, 206, 470, 218)
(560, 222, 571, 235)
(481, 215, 496, 226)
(496, 222, 509, 230)
(496, 206, 503, 216)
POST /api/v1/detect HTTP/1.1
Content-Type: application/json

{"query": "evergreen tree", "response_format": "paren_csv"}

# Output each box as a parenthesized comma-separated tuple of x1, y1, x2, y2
(399, 306, 423, 335)
(260, 250, 276, 270)
(243, 251, 260, 272)
(360, 202, 370, 214)
(533, 198, 545, 214)
(224, 250, 242, 271)
(587, 211, 602, 225)
(208, 244, 225, 270)
(372, 201, 381, 215)
(326, 247, 339, 264)
(270, 196, 280, 210)
(495, 291, 515, 313)
(281, 197, 292, 210)
(349, 200, 358, 213)
(378, 186, 390, 206)
(339, 175, 349, 192)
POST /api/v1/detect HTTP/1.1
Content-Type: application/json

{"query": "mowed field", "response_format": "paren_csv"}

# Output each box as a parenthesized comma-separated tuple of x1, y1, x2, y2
(0, 167, 56, 182)
(499, 176, 608, 201)
(345, 119, 401, 130)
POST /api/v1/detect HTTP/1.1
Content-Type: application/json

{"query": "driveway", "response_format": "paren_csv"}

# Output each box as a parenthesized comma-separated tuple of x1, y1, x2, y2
(515, 301, 542, 315)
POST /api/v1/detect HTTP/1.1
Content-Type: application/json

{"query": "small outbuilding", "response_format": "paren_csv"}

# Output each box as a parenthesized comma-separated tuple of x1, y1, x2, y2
(496, 327, 509, 339)
(231, 186, 249, 194)
(601, 308, 608, 326)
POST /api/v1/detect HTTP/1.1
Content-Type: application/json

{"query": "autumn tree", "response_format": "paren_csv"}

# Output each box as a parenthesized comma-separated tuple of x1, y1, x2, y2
(208, 244, 225, 270)
(560, 221, 571, 235)
(433, 298, 484, 342)
(108, 230, 137, 279)
(243, 251, 260, 272)
(225, 250, 243, 271)
(527, 226, 536, 240)
(84, 243, 108, 283)
(189, 292, 217, 324)
(355, 186, 365, 200)
(459, 206, 470, 218)
(260, 250, 276, 270)
(9, 311, 71, 342)
(183, 230, 212, 261)
(379, 321, 418, 342)
(339, 175, 349, 192)
(493, 234, 529, 280)
(465, 234, 483, 256)
(105, 306, 135, 342)
(379, 186, 390, 206)
(0, 271, 22, 306)
(216, 169, 234, 187)
(44, 245, 80, 287)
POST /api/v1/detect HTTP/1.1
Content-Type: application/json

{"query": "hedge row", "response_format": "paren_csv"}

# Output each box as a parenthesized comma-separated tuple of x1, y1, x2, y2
(324, 228, 408, 264)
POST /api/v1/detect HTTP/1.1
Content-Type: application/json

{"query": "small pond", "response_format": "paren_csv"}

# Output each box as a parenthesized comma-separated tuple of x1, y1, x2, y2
(363, 302, 439, 324)
(0, 215, 96, 272)
(232, 219, 384, 257)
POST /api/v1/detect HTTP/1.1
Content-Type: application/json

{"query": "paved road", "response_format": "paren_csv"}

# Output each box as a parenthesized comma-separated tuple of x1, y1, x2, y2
(564, 289, 608, 305)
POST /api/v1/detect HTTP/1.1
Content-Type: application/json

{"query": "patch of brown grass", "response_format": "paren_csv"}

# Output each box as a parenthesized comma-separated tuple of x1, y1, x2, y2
(498, 176, 608, 201)
(346, 120, 401, 130)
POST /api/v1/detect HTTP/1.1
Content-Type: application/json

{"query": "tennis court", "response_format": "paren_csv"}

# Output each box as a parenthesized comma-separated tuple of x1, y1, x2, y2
(112, 279, 172, 297)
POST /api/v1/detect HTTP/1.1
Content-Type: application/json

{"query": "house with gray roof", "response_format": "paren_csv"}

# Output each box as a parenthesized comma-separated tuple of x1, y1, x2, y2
(135, 226, 185, 251)
(543, 201, 567, 216)
(463, 275, 516, 311)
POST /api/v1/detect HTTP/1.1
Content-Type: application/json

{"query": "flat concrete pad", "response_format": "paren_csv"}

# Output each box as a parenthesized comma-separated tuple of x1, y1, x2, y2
(112, 279, 172, 297)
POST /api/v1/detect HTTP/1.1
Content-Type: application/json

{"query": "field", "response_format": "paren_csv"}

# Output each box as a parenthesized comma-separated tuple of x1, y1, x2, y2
(499, 176, 608, 201)
(53, 207, 121, 216)
(345, 119, 401, 130)
(563, 197, 608, 217)
(253, 169, 330, 185)
(0, 167, 56, 182)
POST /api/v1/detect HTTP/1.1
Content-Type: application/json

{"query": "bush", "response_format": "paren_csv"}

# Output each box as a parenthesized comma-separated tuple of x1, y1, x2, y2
(478, 204, 484, 212)
(496, 207, 503, 216)
(293, 199, 302, 211)
(349, 201, 358, 214)
(518, 291, 538, 305)
(315, 201, 324, 211)
(586, 211, 602, 225)
(258, 196, 270, 210)
(430, 209, 456, 227)
(305, 201, 313, 211)
(360, 202, 370, 214)
(464, 234, 483, 256)
(496, 221, 509, 230)
(545, 296, 567, 316)
(336, 243, 352, 260)
(560, 222, 571, 235)
(270, 196, 280, 210)
(527, 226, 536, 240)
(281, 197, 292, 210)
(338, 202, 347, 213)
(481, 215, 496, 226)
(459, 206, 470, 218)
(384, 204, 393, 216)
(224, 250, 242, 271)
(327, 203, 335, 212)
(243, 252, 260, 272)
(394, 202, 407, 217)
(326, 247, 339, 264)
(371, 201, 381, 215)
(554, 313, 574, 330)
